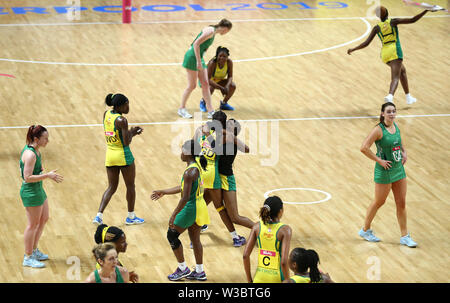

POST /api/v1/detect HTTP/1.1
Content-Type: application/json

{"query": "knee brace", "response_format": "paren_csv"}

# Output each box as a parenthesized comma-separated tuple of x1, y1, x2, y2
(167, 228, 181, 250)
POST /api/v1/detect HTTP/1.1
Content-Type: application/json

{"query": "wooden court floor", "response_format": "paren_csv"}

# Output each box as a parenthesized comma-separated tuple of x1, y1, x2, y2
(0, 0, 448, 283)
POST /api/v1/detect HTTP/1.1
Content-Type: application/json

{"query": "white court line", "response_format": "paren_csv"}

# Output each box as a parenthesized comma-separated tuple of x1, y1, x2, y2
(1, 114, 449, 130)
(0, 17, 371, 66)
(0, 15, 447, 65)
(0, 15, 447, 27)
(264, 188, 332, 205)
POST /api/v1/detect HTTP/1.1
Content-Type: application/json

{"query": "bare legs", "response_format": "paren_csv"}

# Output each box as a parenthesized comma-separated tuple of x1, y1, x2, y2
(180, 68, 213, 113)
(24, 199, 49, 256)
(180, 69, 198, 110)
(210, 80, 236, 104)
(204, 189, 236, 233)
(223, 190, 255, 229)
(387, 59, 410, 96)
(363, 178, 408, 237)
(171, 224, 203, 265)
(97, 163, 137, 214)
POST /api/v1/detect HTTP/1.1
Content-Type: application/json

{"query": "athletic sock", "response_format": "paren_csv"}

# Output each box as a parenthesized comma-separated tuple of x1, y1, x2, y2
(178, 262, 187, 271)
(196, 264, 204, 273)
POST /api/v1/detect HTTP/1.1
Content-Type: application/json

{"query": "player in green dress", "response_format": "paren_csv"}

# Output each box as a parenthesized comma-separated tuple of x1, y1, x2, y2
(359, 102, 417, 247)
(178, 19, 232, 119)
(85, 243, 129, 283)
(20, 125, 63, 268)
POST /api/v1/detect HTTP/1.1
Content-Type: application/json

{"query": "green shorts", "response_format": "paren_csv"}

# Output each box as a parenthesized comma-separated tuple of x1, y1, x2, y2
(173, 201, 196, 229)
(374, 164, 406, 184)
(182, 47, 206, 71)
(20, 183, 47, 207)
(220, 174, 236, 191)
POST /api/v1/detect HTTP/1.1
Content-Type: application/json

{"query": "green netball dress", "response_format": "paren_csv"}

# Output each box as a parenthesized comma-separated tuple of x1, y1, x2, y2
(374, 123, 406, 184)
(19, 145, 47, 207)
(182, 28, 216, 71)
(174, 162, 210, 229)
(94, 267, 124, 283)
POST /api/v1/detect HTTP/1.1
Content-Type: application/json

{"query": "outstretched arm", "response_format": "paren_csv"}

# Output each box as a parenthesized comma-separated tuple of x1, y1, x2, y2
(151, 186, 182, 200)
(392, 9, 428, 25)
(347, 25, 379, 55)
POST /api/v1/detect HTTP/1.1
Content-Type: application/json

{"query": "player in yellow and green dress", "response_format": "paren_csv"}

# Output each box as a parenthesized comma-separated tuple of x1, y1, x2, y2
(93, 93, 144, 226)
(243, 196, 292, 283)
(284, 248, 334, 283)
(347, 6, 433, 104)
(199, 46, 236, 112)
(151, 140, 210, 281)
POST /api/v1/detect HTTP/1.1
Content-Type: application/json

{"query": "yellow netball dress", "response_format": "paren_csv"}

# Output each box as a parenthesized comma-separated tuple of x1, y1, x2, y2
(103, 110, 134, 167)
(197, 131, 221, 189)
(289, 274, 323, 283)
(211, 60, 228, 83)
(377, 18, 403, 64)
(174, 162, 210, 229)
(253, 221, 285, 283)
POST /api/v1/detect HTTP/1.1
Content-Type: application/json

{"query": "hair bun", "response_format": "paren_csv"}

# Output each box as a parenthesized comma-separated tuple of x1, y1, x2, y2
(105, 94, 114, 106)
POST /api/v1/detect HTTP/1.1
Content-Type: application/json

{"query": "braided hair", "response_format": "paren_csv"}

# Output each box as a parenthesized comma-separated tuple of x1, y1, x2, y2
(213, 46, 230, 62)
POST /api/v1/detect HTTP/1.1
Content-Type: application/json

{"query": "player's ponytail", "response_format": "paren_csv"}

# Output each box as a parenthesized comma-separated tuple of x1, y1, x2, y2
(26, 125, 47, 145)
(211, 19, 232, 30)
(259, 196, 283, 225)
(291, 247, 322, 283)
(305, 249, 321, 283)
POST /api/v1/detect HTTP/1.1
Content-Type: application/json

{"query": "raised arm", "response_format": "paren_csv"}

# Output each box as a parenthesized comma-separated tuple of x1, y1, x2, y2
(392, 9, 428, 25)
(347, 25, 380, 55)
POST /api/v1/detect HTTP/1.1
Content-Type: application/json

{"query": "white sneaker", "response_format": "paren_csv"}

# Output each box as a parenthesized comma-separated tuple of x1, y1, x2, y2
(384, 94, 393, 103)
(207, 111, 215, 119)
(178, 108, 192, 119)
(406, 95, 417, 105)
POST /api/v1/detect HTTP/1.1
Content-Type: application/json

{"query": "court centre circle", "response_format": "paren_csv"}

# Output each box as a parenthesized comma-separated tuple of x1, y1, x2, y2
(263, 187, 332, 205)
